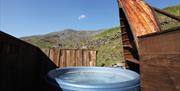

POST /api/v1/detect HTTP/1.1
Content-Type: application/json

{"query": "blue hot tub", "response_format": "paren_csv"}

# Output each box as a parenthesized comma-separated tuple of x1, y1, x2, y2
(48, 67, 140, 91)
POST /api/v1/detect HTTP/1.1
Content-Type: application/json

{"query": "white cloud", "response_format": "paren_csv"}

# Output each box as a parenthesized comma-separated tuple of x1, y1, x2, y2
(78, 14, 86, 20)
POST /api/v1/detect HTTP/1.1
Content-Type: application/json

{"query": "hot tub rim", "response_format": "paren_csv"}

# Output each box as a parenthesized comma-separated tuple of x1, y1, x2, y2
(48, 67, 140, 89)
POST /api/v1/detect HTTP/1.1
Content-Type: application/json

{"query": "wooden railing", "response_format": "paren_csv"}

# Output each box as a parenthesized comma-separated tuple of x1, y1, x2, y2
(41, 48, 97, 67)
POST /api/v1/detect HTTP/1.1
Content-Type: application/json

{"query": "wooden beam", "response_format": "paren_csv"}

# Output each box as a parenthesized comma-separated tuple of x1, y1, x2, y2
(126, 58, 140, 64)
(151, 6, 180, 21)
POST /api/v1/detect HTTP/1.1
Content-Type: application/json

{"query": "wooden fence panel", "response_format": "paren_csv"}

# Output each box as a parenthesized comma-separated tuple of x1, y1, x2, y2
(90, 51, 97, 66)
(76, 49, 83, 66)
(60, 49, 66, 67)
(70, 50, 76, 66)
(65, 50, 71, 67)
(49, 48, 60, 66)
(86, 50, 90, 66)
(41, 48, 97, 67)
(41, 48, 49, 56)
(83, 50, 88, 66)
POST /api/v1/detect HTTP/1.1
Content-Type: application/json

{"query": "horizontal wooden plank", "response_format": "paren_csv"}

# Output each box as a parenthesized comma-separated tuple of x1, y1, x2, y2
(139, 30, 180, 55)
(141, 54, 180, 91)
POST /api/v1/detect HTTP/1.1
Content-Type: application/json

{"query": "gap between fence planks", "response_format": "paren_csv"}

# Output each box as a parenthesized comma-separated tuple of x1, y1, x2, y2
(41, 48, 97, 67)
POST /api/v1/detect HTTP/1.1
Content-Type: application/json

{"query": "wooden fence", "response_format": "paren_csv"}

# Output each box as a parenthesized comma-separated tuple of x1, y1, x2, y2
(0, 31, 59, 91)
(41, 48, 97, 67)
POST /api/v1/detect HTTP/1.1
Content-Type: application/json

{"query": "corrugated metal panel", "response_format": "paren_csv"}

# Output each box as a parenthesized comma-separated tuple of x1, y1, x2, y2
(118, 0, 161, 36)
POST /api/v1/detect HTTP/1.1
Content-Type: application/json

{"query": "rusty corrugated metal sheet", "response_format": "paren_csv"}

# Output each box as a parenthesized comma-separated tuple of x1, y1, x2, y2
(118, 0, 161, 36)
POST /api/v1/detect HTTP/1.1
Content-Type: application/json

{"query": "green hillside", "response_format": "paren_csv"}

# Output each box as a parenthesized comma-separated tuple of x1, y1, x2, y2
(92, 27, 119, 40)
(159, 5, 180, 16)
(87, 5, 180, 66)
(86, 27, 123, 66)
(21, 5, 179, 67)
(156, 5, 180, 30)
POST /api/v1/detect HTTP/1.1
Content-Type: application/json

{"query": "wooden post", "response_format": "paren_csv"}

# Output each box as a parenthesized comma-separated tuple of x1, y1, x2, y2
(151, 6, 180, 21)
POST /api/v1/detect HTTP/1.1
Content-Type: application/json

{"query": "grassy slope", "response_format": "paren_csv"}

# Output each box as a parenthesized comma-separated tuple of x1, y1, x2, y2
(23, 37, 53, 48)
(96, 38, 124, 66)
(156, 5, 180, 30)
(159, 5, 180, 16)
(89, 27, 124, 66)
(92, 27, 120, 40)
(21, 5, 179, 66)
(93, 5, 180, 66)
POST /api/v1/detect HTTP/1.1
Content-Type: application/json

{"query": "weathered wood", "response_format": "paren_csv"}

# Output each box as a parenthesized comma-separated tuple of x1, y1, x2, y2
(139, 29, 180, 91)
(42, 48, 97, 67)
(41, 48, 50, 56)
(86, 51, 90, 66)
(49, 48, 60, 66)
(118, 1, 180, 91)
(141, 54, 180, 91)
(60, 49, 66, 68)
(90, 51, 97, 66)
(118, 6, 140, 72)
(126, 58, 140, 64)
(0, 31, 59, 91)
(71, 50, 76, 66)
(66, 50, 71, 67)
(151, 6, 180, 21)
(83, 50, 88, 66)
(139, 30, 180, 55)
(75, 49, 83, 66)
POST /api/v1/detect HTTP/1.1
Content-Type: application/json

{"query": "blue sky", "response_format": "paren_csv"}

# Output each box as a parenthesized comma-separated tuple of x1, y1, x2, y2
(0, 0, 179, 37)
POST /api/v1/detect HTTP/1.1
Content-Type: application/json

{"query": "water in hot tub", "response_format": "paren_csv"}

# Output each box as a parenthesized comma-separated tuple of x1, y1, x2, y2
(56, 71, 132, 85)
